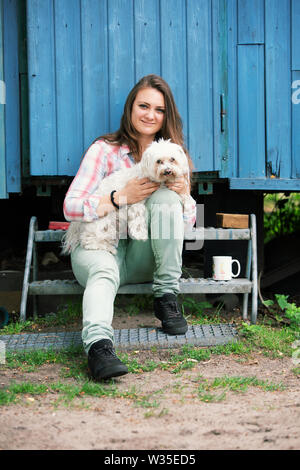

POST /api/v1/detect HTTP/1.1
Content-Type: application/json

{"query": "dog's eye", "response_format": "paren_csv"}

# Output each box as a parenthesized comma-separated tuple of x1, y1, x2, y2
(156, 159, 162, 164)
(170, 157, 175, 162)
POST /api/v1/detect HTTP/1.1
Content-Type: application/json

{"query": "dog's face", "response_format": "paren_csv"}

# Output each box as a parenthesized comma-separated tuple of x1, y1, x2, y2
(140, 139, 189, 183)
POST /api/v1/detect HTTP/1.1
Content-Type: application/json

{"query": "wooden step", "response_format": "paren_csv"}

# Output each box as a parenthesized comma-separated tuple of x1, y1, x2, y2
(28, 277, 252, 296)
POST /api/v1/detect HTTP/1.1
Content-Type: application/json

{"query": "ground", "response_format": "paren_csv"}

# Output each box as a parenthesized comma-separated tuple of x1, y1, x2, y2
(0, 353, 299, 450)
(0, 309, 299, 451)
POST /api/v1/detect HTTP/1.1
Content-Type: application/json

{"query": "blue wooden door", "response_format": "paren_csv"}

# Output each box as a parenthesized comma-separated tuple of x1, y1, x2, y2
(26, 0, 227, 176)
(228, 0, 300, 190)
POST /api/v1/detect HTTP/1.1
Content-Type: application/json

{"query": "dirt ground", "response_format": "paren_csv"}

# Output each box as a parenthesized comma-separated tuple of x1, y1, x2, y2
(0, 341, 299, 451)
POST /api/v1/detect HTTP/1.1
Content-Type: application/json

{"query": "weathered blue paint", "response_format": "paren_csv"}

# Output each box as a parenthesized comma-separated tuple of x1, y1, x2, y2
(187, 0, 213, 171)
(236, 0, 266, 180)
(81, 0, 110, 150)
(55, 0, 83, 176)
(134, 0, 161, 79)
(292, 0, 300, 179)
(3, 0, 21, 192)
(108, 0, 135, 133)
(292, 70, 300, 179)
(25, 0, 226, 177)
(230, 178, 300, 190)
(265, 0, 292, 179)
(292, 0, 300, 71)
(1, 0, 298, 194)
(0, 0, 21, 197)
(237, 44, 265, 178)
(27, 0, 57, 175)
(238, 0, 264, 44)
(228, 0, 300, 188)
(0, 0, 6, 199)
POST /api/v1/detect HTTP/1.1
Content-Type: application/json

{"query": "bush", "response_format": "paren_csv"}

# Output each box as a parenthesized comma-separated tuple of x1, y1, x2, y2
(264, 193, 300, 243)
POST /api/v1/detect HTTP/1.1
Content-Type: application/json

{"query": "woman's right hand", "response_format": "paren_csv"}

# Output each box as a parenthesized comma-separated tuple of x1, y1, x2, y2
(115, 177, 160, 205)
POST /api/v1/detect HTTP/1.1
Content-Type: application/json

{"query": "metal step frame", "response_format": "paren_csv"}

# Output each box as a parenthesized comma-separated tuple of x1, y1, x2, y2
(20, 215, 258, 323)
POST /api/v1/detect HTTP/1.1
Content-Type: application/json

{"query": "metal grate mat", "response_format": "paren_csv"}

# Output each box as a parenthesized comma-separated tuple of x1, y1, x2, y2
(0, 324, 238, 352)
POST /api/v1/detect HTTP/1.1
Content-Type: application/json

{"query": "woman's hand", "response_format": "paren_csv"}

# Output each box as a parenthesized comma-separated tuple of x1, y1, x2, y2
(115, 177, 160, 205)
(166, 176, 189, 196)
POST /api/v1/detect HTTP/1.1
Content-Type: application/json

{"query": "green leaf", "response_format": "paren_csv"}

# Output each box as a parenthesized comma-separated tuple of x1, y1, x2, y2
(275, 294, 289, 311)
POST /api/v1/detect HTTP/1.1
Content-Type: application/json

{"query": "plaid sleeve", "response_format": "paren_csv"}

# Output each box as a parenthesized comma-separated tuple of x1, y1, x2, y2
(182, 194, 197, 229)
(63, 141, 109, 222)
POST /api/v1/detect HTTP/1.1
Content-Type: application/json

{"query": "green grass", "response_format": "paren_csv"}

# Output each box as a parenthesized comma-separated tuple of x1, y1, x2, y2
(0, 301, 82, 335)
(2, 321, 298, 378)
(0, 380, 139, 407)
(239, 322, 298, 358)
(1, 304, 299, 407)
(196, 374, 285, 402)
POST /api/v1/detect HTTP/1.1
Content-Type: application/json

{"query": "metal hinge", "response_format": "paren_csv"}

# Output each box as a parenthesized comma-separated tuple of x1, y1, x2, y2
(220, 93, 226, 133)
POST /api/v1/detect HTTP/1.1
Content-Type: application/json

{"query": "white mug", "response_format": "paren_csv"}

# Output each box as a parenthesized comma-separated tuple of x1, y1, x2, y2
(212, 256, 241, 281)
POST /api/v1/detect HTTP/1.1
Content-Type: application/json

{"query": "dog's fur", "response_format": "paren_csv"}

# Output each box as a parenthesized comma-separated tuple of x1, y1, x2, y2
(62, 139, 190, 255)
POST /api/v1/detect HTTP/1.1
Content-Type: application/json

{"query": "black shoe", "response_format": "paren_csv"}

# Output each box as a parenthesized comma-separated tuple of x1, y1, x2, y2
(88, 339, 128, 380)
(154, 293, 188, 335)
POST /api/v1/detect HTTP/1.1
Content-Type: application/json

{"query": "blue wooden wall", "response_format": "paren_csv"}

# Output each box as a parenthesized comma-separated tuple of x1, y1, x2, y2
(228, 0, 300, 189)
(1, 0, 299, 193)
(0, 0, 21, 198)
(26, 0, 226, 176)
(0, 0, 6, 199)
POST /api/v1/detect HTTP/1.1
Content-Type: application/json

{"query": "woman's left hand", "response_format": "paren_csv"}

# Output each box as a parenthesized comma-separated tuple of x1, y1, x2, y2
(166, 176, 189, 195)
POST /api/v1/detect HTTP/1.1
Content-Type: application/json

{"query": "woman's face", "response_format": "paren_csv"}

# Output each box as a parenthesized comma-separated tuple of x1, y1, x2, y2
(131, 87, 165, 140)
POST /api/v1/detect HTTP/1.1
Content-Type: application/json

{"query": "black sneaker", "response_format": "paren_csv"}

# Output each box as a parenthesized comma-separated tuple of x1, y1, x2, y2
(154, 293, 188, 335)
(88, 339, 128, 380)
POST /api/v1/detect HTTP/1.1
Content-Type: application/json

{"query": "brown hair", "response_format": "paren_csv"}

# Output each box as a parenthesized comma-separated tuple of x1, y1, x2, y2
(93, 74, 194, 177)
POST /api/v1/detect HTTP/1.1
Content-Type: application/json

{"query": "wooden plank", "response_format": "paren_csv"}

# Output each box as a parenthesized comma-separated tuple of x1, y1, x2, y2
(186, 0, 214, 171)
(160, 0, 188, 142)
(27, 0, 57, 175)
(108, 0, 135, 132)
(216, 213, 249, 228)
(212, 0, 228, 176)
(134, 0, 161, 80)
(292, 71, 300, 178)
(265, 0, 291, 179)
(227, 0, 238, 178)
(55, 0, 83, 176)
(237, 0, 264, 44)
(229, 178, 300, 190)
(0, 0, 6, 198)
(81, 0, 109, 149)
(3, 0, 21, 192)
(18, 0, 30, 178)
(292, 0, 300, 71)
(237, 44, 265, 178)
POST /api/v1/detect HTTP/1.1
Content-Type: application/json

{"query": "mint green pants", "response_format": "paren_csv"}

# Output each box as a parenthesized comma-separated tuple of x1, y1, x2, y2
(71, 188, 184, 354)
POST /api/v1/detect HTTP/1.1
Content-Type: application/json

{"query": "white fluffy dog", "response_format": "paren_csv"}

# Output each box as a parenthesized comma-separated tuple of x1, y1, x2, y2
(62, 139, 190, 255)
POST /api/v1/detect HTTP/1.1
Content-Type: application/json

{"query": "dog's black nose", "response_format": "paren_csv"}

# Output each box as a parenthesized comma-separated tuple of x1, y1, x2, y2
(163, 169, 172, 175)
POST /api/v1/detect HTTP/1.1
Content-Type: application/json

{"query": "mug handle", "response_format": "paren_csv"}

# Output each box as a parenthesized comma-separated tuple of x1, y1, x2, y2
(231, 259, 241, 278)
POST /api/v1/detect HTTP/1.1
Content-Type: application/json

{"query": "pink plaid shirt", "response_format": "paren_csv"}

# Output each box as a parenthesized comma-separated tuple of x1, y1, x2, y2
(63, 139, 197, 228)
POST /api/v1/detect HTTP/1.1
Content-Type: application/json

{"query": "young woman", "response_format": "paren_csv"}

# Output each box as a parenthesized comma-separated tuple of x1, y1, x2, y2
(63, 74, 196, 380)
